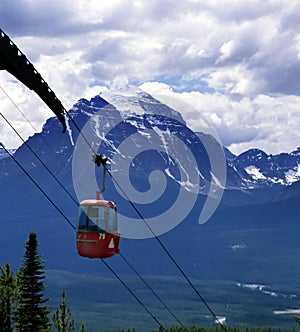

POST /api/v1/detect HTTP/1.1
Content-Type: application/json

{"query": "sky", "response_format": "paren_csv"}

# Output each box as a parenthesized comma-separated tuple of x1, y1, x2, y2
(1, 0, 300, 155)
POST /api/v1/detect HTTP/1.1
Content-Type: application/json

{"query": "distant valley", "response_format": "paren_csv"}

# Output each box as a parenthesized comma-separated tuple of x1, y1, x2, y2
(0, 88, 299, 330)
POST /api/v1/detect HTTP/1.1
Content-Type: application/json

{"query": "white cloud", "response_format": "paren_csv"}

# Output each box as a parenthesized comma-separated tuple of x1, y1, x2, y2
(140, 81, 300, 155)
(0, 0, 300, 154)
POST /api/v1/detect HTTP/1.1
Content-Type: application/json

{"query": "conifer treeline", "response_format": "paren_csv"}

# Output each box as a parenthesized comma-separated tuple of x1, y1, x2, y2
(0, 232, 85, 332)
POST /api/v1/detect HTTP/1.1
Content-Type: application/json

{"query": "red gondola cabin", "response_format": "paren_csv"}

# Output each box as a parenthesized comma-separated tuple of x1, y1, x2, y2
(76, 192, 120, 259)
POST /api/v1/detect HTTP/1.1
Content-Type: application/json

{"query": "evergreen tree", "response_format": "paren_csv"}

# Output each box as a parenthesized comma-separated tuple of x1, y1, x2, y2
(52, 289, 75, 332)
(78, 324, 86, 332)
(14, 232, 50, 331)
(0, 263, 17, 331)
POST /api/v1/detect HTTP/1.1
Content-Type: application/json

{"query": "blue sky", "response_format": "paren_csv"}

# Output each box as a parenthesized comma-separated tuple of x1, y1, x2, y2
(1, 0, 300, 154)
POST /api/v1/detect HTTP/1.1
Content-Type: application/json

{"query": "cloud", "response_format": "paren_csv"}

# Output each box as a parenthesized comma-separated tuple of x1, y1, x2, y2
(0, 0, 78, 36)
(2, 0, 297, 95)
(140, 81, 300, 155)
(0, 1, 300, 154)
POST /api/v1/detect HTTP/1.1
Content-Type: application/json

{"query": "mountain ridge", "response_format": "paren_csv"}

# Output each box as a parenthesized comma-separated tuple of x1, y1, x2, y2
(2, 87, 300, 206)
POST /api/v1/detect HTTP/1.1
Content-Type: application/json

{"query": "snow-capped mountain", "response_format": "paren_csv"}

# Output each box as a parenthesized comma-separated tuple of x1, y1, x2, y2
(71, 88, 300, 204)
(1, 86, 300, 207)
(229, 148, 300, 187)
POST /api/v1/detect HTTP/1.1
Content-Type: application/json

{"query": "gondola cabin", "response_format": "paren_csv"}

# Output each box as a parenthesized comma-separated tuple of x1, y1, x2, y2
(76, 192, 120, 258)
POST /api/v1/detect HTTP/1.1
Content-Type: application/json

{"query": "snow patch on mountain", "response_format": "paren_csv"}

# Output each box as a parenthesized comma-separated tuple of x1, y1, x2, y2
(64, 114, 74, 146)
(245, 165, 266, 180)
(285, 164, 300, 184)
